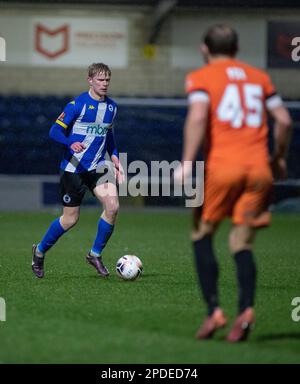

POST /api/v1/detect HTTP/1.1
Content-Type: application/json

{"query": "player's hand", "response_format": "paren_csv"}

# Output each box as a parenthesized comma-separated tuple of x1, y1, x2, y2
(271, 157, 287, 180)
(111, 155, 125, 184)
(174, 161, 193, 184)
(70, 142, 86, 153)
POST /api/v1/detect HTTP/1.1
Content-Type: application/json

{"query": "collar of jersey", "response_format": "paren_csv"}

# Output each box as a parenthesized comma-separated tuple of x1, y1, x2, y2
(88, 90, 107, 103)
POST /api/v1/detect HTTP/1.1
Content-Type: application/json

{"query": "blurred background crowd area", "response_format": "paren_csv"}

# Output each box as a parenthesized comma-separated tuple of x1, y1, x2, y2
(0, 0, 299, 209)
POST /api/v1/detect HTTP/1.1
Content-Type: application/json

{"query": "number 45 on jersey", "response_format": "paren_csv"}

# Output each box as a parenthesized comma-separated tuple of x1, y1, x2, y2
(217, 67, 263, 129)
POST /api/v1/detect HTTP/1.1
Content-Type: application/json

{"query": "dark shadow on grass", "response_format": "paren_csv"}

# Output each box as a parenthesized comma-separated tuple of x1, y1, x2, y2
(256, 332, 300, 341)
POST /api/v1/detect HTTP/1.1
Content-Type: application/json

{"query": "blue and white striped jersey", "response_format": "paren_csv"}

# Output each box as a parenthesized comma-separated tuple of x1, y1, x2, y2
(51, 91, 118, 173)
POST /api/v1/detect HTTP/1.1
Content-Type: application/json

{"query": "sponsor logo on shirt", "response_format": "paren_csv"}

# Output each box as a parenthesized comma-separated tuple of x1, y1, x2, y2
(86, 124, 108, 136)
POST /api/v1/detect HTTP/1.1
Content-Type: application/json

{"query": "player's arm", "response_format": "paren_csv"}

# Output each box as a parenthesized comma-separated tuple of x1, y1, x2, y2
(175, 71, 210, 182)
(106, 128, 119, 159)
(268, 104, 292, 179)
(106, 128, 125, 184)
(182, 99, 209, 163)
(106, 105, 119, 159)
(106, 105, 125, 183)
(175, 96, 209, 182)
(263, 73, 293, 179)
(263, 73, 292, 180)
(49, 101, 85, 153)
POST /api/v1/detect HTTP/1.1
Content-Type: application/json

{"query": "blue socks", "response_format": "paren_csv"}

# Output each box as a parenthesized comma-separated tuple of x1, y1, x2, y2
(37, 216, 114, 258)
(91, 218, 114, 257)
(37, 218, 66, 254)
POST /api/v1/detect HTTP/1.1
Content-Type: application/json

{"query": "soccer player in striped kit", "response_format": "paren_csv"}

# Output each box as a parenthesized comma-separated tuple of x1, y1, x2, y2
(32, 63, 124, 278)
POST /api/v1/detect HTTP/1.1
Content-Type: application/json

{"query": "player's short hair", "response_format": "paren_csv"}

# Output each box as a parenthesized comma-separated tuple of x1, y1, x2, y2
(203, 24, 238, 56)
(88, 63, 111, 78)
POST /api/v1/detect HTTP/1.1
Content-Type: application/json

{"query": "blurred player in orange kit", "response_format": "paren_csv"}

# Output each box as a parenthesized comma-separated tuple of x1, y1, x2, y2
(175, 24, 292, 342)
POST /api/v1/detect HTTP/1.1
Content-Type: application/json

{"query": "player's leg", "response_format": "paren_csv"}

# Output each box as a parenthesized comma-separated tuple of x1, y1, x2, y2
(193, 167, 243, 338)
(32, 171, 85, 278)
(193, 220, 220, 315)
(193, 220, 227, 339)
(92, 182, 119, 255)
(32, 206, 80, 278)
(192, 171, 226, 319)
(226, 167, 272, 342)
(227, 224, 256, 342)
(229, 225, 257, 315)
(37, 206, 80, 254)
(86, 182, 119, 277)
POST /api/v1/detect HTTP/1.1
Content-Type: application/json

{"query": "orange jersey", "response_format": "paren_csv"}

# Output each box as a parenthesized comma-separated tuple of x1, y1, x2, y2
(185, 58, 282, 167)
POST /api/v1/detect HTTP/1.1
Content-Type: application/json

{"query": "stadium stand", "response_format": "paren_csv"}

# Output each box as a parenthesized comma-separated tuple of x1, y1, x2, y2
(0, 95, 299, 208)
(0, 95, 299, 176)
(0, 95, 188, 174)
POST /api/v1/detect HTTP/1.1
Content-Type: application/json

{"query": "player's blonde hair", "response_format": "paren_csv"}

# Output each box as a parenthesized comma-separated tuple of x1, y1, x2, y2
(88, 63, 111, 78)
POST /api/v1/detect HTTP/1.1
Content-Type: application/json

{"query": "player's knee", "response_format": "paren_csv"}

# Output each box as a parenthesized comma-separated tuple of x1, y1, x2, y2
(229, 227, 254, 253)
(191, 221, 217, 241)
(230, 242, 252, 253)
(60, 213, 79, 230)
(229, 236, 242, 253)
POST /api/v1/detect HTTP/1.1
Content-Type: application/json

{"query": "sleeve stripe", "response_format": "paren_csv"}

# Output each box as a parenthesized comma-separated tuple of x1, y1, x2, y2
(265, 91, 277, 100)
(188, 91, 210, 104)
(56, 120, 68, 129)
(188, 87, 208, 94)
(266, 94, 283, 110)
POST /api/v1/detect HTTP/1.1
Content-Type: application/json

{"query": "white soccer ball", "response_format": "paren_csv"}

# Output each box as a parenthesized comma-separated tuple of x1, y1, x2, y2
(116, 255, 143, 280)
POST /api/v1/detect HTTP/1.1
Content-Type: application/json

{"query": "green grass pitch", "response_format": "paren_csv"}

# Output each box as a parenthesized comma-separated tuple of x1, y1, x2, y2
(0, 211, 299, 363)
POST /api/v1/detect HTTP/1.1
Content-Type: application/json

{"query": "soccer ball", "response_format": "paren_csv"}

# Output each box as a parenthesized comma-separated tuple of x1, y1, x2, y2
(116, 255, 143, 280)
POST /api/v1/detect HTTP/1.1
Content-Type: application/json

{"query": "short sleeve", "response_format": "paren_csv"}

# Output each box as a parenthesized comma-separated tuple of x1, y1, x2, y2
(185, 71, 210, 104)
(55, 100, 78, 129)
(262, 73, 283, 111)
